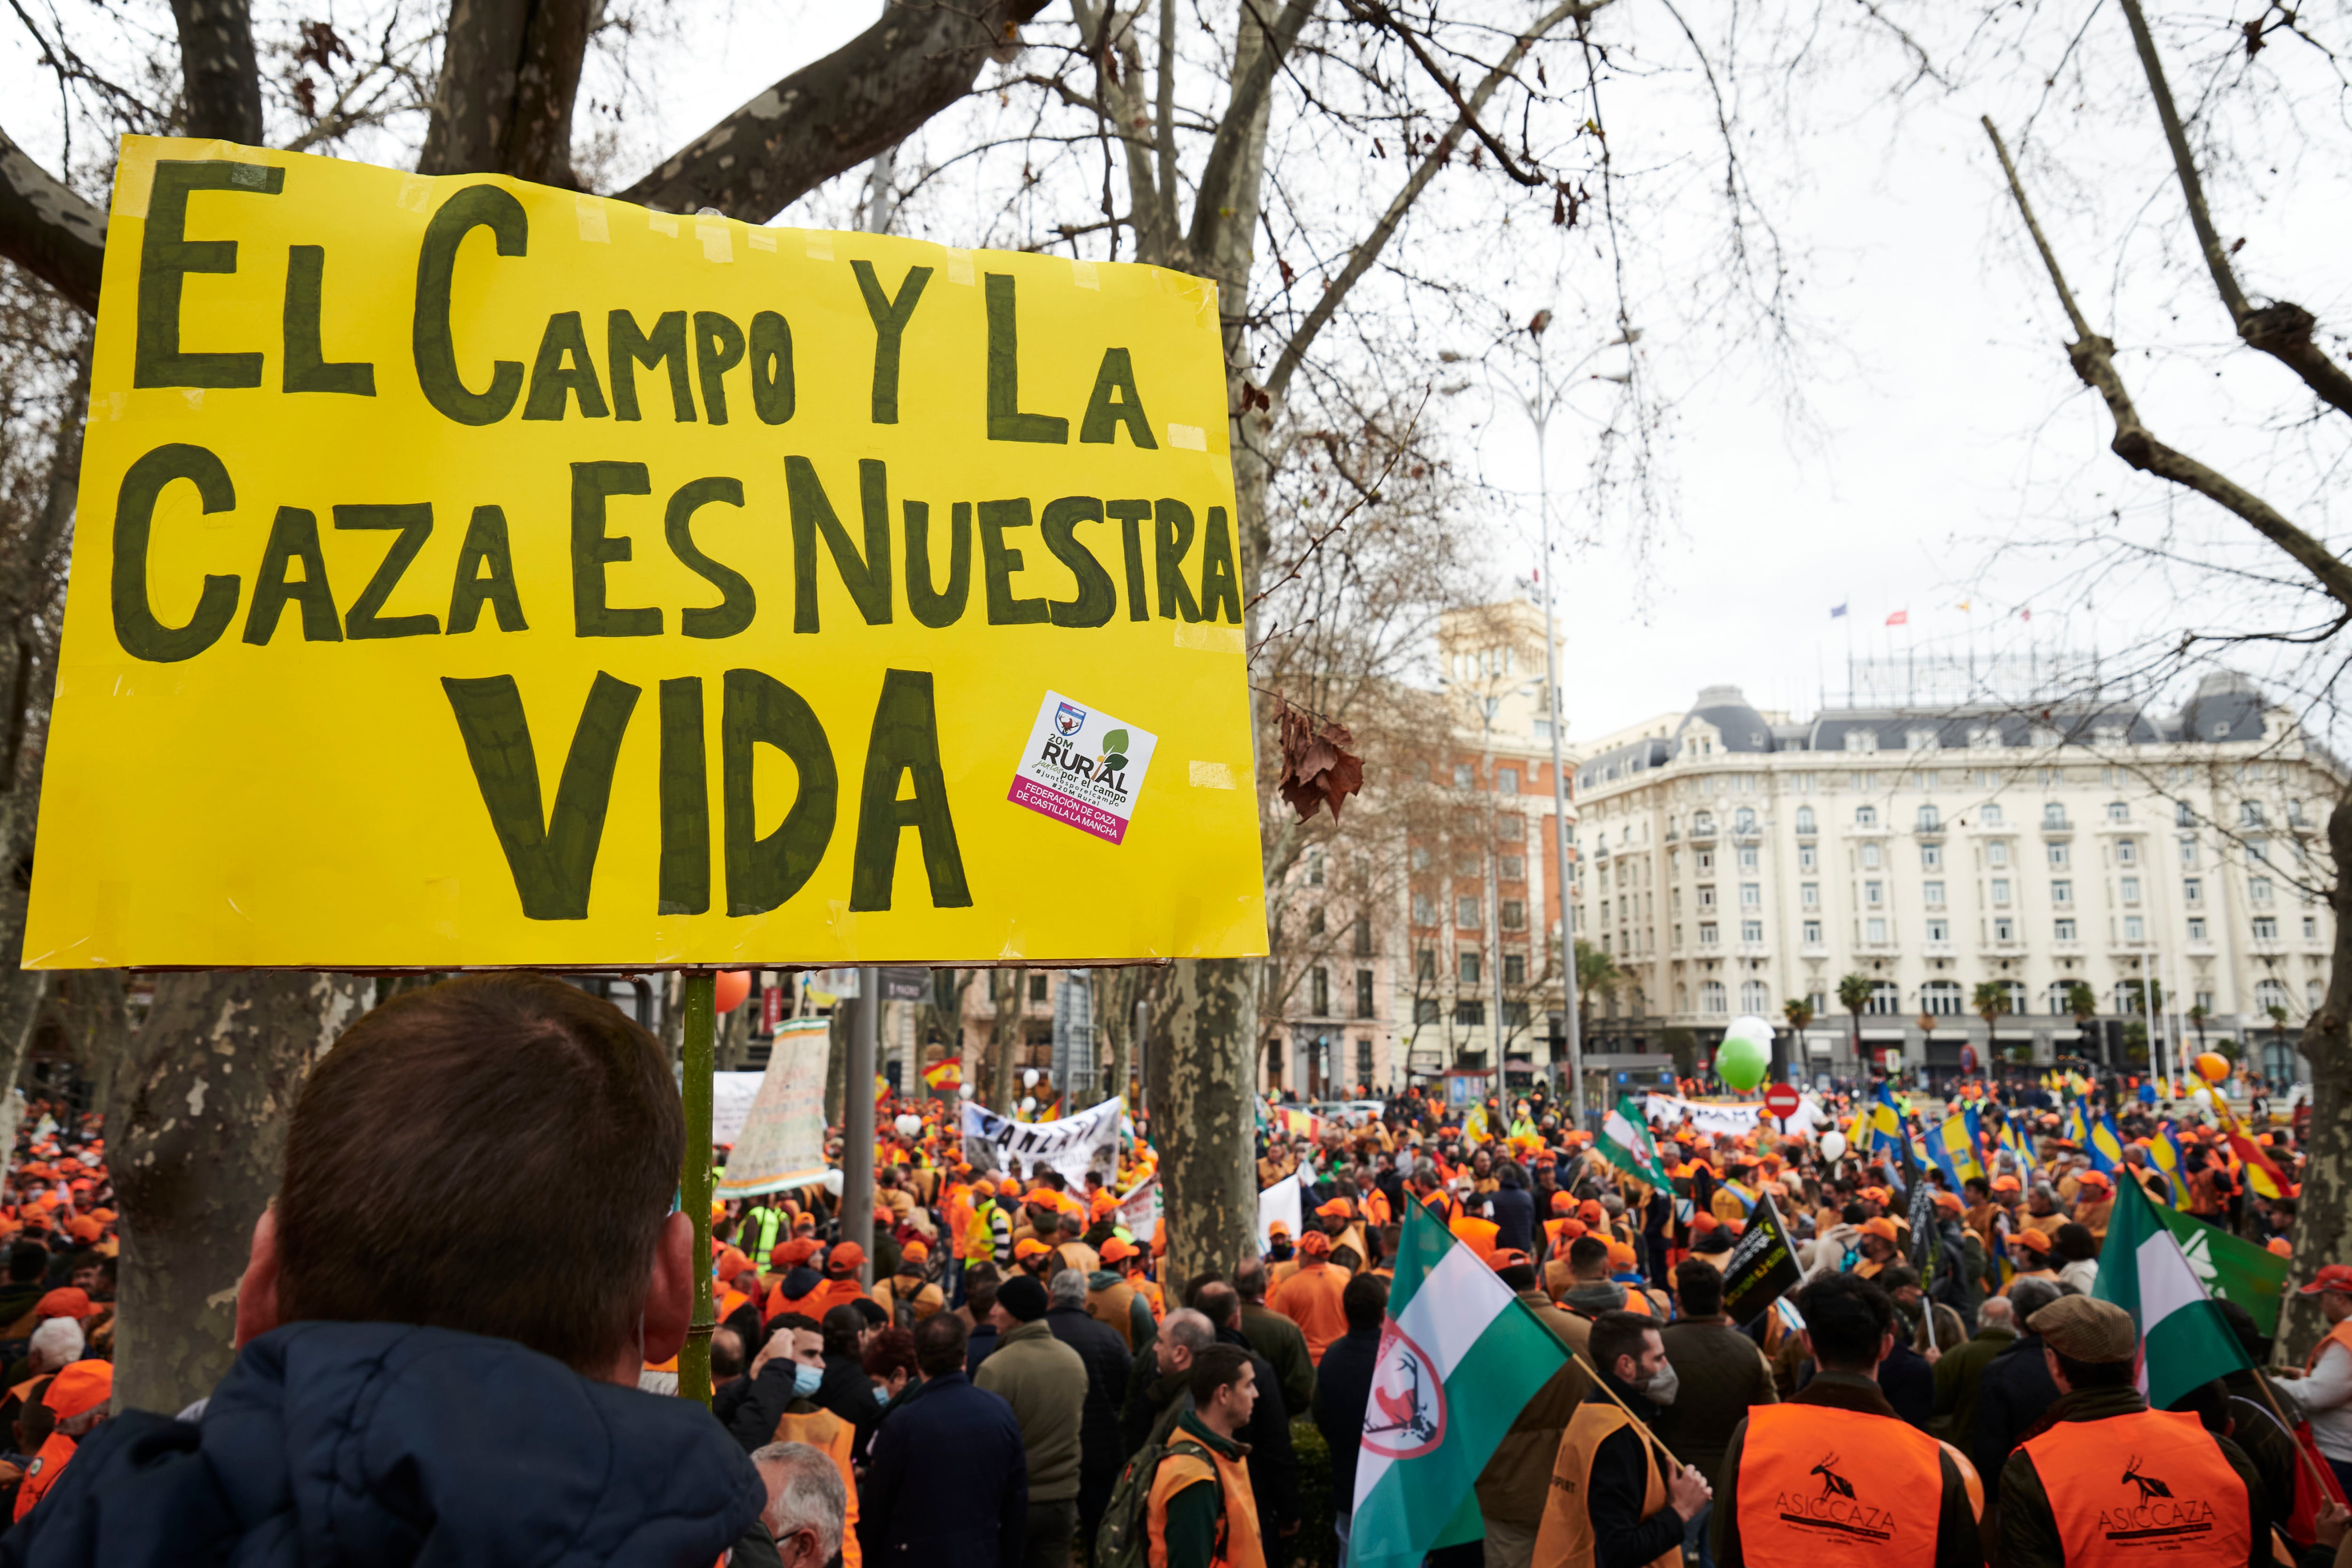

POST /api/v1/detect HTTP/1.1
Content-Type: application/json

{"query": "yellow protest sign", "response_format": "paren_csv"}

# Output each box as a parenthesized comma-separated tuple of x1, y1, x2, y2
(26, 137, 1267, 969)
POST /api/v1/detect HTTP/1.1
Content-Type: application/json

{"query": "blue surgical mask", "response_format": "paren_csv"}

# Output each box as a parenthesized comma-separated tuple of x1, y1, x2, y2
(792, 1363, 822, 1399)
(873, 1385, 890, 1406)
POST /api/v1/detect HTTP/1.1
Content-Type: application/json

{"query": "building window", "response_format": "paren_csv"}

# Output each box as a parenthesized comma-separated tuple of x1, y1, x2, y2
(1801, 883, 1820, 906)
(2121, 915, 2142, 941)
(1988, 840, 2010, 868)
(1923, 980, 1963, 1016)
(1866, 881, 1884, 906)
(1992, 878, 2011, 904)
(1356, 1038, 1375, 1085)
(1416, 948, 1436, 979)
(2117, 839, 2138, 865)
(1982, 804, 2005, 826)
(2051, 880, 2073, 904)
(1741, 919, 1764, 942)
(2048, 842, 2070, 868)
(2106, 800, 2129, 822)
(1700, 981, 1728, 1015)
(1355, 969, 1375, 1018)
(2186, 917, 2207, 941)
(1453, 764, 1474, 788)
(1921, 844, 1943, 869)
(2120, 876, 2141, 904)
(1740, 883, 1761, 907)
(1845, 731, 1875, 753)
(1733, 807, 1757, 834)
(1803, 920, 1823, 944)
(1500, 899, 1527, 931)
(1798, 846, 1818, 871)
(2304, 916, 2319, 940)
(1456, 897, 1482, 928)
(1796, 806, 1817, 835)
(1861, 843, 1883, 870)
(1454, 1000, 1485, 1025)
(2043, 804, 2067, 830)
(2254, 978, 2288, 1014)
(1415, 998, 1440, 1024)
(1923, 880, 1947, 907)
(1994, 916, 2014, 941)
(2183, 877, 2202, 905)
(1738, 979, 1769, 1012)
(1926, 918, 1949, 942)
(1694, 811, 1716, 836)
(1503, 953, 1526, 985)
(2179, 838, 2198, 867)
(1029, 973, 1049, 1002)
(1307, 851, 1326, 885)
(1699, 922, 1719, 945)
(1868, 980, 1900, 1014)
(1738, 846, 1759, 871)
(1697, 850, 1715, 872)
(1459, 951, 1481, 985)
(1496, 767, 1518, 793)
(2241, 801, 2266, 828)
(1498, 854, 1525, 880)
(2056, 918, 2077, 941)
(1309, 967, 1330, 1015)
(1856, 805, 1878, 828)
(1502, 1000, 1530, 1027)
(1866, 917, 1889, 942)
(1412, 894, 1436, 926)
(1917, 804, 1941, 831)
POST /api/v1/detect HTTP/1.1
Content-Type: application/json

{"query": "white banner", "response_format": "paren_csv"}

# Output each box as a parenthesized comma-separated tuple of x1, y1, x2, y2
(962, 1096, 1123, 1187)
(1116, 1175, 1162, 1244)
(1256, 1172, 1303, 1253)
(717, 1019, 832, 1197)
(712, 1072, 764, 1148)
(1644, 1093, 1763, 1136)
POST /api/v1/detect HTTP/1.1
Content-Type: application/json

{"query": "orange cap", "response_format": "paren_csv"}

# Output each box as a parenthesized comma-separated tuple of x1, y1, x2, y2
(898, 1240, 929, 1266)
(2075, 1170, 2110, 1190)
(1298, 1230, 1332, 1256)
(1550, 1192, 1577, 1215)
(1991, 1176, 2021, 1193)
(1860, 1218, 1900, 1243)
(41, 1360, 110, 1420)
(1315, 1197, 1355, 1219)
(715, 1247, 752, 1280)
(1101, 1236, 1138, 1263)
(1014, 1238, 1051, 1259)
(1489, 1249, 1532, 1272)
(64, 1216, 101, 1242)
(34, 1288, 90, 1322)
(1605, 1241, 1638, 1268)
(1931, 1190, 1964, 1212)
(2014, 1228, 2052, 1254)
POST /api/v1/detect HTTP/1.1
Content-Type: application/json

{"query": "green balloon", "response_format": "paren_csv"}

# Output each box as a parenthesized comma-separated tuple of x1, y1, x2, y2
(1715, 1031, 1771, 1091)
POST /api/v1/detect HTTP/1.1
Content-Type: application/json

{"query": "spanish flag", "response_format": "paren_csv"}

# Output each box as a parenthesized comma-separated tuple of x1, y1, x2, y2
(922, 1057, 961, 1090)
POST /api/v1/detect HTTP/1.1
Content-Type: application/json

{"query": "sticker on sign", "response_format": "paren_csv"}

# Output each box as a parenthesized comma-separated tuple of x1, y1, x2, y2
(1009, 691, 1159, 845)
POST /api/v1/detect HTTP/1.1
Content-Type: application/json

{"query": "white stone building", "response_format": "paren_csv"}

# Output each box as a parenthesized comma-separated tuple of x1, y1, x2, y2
(1571, 672, 2336, 1087)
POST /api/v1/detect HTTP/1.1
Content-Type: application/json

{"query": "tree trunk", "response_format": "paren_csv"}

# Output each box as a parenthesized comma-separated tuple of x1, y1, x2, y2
(1146, 959, 1259, 1286)
(109, 971, 366, 1415)
(168, 0, 263, 143)
(990, 969, 1024, 1116)
(2280, 794, 2352, 1361)
(418, 0, 592, 186)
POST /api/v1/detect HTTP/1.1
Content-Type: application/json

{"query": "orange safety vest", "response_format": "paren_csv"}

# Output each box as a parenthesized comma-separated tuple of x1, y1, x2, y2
(12, 1431, 72, 1522)
(1733, 1404, 1943, 1568)
(1450, 1217, 1499, 1261)
(2304, 1320, 2352, 1375)
(1146, 1432, 1266, 1568)
(772, 1405, 863, 1568)
(1531, 1403, 1681, 1568)
(2019, 1408, 2250, 1568)
(1618, 1288, 1654, 1318)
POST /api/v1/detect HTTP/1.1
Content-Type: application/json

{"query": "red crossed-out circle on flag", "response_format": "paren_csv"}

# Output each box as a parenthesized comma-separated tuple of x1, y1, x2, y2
(1361, 1318, 1448, 1460)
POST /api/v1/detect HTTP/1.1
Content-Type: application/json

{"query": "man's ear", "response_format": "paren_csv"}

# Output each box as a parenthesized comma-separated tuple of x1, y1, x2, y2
(641, 1209, 694, 1365)
(234, 1205, 284, 1349)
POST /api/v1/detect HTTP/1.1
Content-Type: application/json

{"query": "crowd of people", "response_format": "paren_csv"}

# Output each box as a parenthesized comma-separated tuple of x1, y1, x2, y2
(0, 975, 2343, 1568)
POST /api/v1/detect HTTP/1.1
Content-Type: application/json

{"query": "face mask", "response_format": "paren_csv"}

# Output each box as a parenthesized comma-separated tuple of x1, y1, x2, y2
(1640, 1361, 1680, 1406)
(873, 1384, 891, 1405)
(792, 1363, 822, 1399)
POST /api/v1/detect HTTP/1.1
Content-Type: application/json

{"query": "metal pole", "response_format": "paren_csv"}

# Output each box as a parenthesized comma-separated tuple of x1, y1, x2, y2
(845, 966, 878, 1289)
(1134, 997, 1149, 1121)
(1532, 330, 1588, 1129)
(1486, 705, 1508, 1124)
(677, 971, 716, 1403)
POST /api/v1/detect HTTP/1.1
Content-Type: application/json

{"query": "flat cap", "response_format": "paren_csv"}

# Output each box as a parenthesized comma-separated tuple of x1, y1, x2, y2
(2029, 1294, 2138, 1363)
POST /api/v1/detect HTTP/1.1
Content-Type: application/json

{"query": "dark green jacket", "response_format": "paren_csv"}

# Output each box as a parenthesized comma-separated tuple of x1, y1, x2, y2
(1931, 1324, 2015, 1446)
(1238, 1302, 1315, 1421)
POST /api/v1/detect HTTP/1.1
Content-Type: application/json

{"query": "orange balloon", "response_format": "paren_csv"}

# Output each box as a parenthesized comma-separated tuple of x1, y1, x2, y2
(714, 971, 752, 1013)
(2194, 1051, 2230, 1084)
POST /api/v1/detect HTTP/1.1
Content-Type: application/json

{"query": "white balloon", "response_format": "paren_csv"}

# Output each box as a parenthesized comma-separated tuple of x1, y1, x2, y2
(895, 1113, 923, 1138)
(1725, 1014, 1776, 1049)
(1819, 1130, 1848, 1162)
(1023, 1069, 1041, 1089)
(1020, 1096, 1037, 1113)
(2191, 1086, 2215, 1108)
(957, 1083, 976, 1100)
(821, 1169, 844, 1195)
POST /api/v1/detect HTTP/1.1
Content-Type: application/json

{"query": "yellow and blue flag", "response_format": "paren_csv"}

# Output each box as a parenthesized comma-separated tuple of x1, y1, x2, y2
(2146, 1127, 2187, 1208)
(1932, 1113, 1986, 1186)
(1869, 1086, 1905, 1161)
(2087, 1114, 2126, 1174)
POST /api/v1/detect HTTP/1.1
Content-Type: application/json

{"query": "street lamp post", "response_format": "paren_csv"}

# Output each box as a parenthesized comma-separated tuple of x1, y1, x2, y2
(1445, 679, 1535, 1122)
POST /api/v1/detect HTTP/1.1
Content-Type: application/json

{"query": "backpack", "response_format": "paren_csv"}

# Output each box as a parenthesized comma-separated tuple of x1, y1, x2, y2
(1095, 1415, 1202, 1568)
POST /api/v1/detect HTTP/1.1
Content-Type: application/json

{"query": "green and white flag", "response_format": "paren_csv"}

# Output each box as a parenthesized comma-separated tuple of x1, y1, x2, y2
(2154, 1203, 2290, 1338)
(1600, 1095, 1677, 1190)
(2093, 1171, 2251, 1410)
(1347, 1200, 1572, 1568)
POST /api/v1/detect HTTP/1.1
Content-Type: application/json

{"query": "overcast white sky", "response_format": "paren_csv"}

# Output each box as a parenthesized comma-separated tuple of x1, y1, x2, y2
(10, 1, 2344, 745)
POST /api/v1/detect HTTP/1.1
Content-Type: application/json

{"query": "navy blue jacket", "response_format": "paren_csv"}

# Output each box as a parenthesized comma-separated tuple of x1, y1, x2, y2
(858, 1372, 1027, 1568)
(0, 1321, 767, 1567)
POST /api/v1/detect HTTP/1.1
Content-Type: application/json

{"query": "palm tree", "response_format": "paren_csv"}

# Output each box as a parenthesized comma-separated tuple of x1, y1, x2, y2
(2187, 1002, 2209, 1054)
(1783, 997, 1815, 1031)
(1837, 972, 1872, 1070)
(1575, 939, 1621, 1039)
(2065, 979, 2100, 1065)
(1972, 980, 2012, 1068)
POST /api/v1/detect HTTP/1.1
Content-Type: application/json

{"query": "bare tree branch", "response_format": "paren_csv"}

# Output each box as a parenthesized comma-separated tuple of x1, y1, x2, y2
(2117, 0, 2352, 423)
(1983, 114, 2352, 619)
(1264, 0, 1594, 404)
(618, 0, 1054, 220)
(420, 0, 590, 183)
(0, 126, 103, 315)
(1185, 0, 1318, 263)
(1336, 0, 1548, 186)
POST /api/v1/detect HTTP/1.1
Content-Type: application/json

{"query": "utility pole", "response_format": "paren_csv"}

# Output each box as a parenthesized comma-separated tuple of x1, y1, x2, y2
(844, 966, 877, 1289)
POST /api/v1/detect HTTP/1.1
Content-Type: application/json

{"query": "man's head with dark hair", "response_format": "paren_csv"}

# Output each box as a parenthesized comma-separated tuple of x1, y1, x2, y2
(1184, 1270, 1224, 1308)
(1588, 1309, 1661, 1386)
(1495, 1258, 1538, 1293)
(966, 1277, 1000, 1322)
(1233, 1258, 1269, 1303)
(1675, 1260, 1724, 1318)
(7, 1242, 45, 1284)
(2054, 1222, 2098, 1263)
(2007, 1276, 2063, 1322)
(1188, 1342, 1254, 1409)
(1342, 1272, 1389, 1333)
(248, 974, 688, 1382)
(2167, 1377, 2231, 1434)
(1567, 1236, 1610, 1280)
(1795, 1273, 1896, 1372)
(913, 1311, 969, 1377)
(821, 1304, 867, 1360)
(861, 1326, 919, 1383)
(711, 1326, 747, 1381)
(2050, 1348, 2137, 1390)
(2215, 1298, 2273, 1365)
(1195, 1281, 1241, 1331)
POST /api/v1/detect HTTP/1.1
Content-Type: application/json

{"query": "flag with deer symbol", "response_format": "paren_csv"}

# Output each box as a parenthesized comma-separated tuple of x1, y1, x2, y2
(1346, 1199, 1571, 1568)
